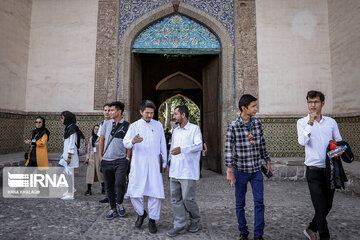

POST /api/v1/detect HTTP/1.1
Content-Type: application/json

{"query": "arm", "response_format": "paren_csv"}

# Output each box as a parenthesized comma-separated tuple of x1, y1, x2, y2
(160, 127, 168, 169)
(168, 131, 175, 163)
(123, 124, 135, 149)
(36, 134, 48, 147)
(99, 135, 105, 162)
(177, 127, 203, 154)
(297, 118, 312, 146)
(333, 121, 342, 142)
(225, 124, 236, 186)
(67, 133, 77, 164)
(85, 137, 92, 163)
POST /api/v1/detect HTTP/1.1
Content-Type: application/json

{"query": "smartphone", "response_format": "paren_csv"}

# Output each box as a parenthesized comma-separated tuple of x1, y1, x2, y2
(261, 165, 273, 179)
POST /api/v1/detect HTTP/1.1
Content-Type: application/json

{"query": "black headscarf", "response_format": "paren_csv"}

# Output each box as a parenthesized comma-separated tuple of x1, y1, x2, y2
(92, 125, 99, 147)
(32, 116, 50, 141)
(61, 111, 85, 149)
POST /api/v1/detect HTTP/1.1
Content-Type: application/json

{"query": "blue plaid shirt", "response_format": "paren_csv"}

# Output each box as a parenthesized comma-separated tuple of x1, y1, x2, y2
(225, 116, 270, 173)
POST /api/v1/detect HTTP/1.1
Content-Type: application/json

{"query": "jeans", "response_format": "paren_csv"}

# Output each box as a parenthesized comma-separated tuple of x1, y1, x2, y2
(306, 167, 335, 240)
(234, 169, 265, 237)
(101, 158, 129, 209)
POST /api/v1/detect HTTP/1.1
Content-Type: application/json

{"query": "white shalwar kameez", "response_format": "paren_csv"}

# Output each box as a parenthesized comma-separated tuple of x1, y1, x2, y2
(123, 118, 167, 220)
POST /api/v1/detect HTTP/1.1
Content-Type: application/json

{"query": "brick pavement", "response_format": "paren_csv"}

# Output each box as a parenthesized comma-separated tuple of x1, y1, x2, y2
(1, 162, 360, 240)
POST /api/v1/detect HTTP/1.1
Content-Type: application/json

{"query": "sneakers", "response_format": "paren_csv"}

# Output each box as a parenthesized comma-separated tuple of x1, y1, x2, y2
(166, 227, 185, 237)
(304, 228, 318, 240)
(149, 219, 157, 234)
(62, 188, 76, 197)
(239, 234, 249, 240)
(135, 210, 147, 228)
(117, 204, 126, 217)
(254, 236, 264, 240)
(61, 193, 74, 200)
(105, 209, 118, 220)
(187, 222, 200, 233)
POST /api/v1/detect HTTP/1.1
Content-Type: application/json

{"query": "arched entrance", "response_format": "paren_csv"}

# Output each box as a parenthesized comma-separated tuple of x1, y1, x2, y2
(119, 3, 234, 173)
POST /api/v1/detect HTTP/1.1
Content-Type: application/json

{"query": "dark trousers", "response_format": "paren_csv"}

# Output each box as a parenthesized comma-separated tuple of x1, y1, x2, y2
(101, 158, 129, 209)
(306, 167, 335, 240)
(234, 169, 265, 238)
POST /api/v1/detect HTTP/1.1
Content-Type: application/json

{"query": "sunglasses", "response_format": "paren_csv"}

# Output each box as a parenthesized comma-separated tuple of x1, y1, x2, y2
(35, 121, 42, 123)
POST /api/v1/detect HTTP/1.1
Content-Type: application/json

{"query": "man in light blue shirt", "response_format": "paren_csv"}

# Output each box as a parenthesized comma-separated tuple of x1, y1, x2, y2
(167, 105, 203, 237)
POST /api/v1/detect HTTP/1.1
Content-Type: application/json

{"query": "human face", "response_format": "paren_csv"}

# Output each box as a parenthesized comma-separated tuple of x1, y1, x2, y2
(109, 106, 122, 119)
(173, 108, 184, 125)
(61, 115, 65, 124)
(93, 126, 99, 135)
(242, 101, 257, 117)
(140, 107, 154, 122)
(103, 106, 110, 120)
(307, 96, 324, 114)
(35, 118, 43, 128)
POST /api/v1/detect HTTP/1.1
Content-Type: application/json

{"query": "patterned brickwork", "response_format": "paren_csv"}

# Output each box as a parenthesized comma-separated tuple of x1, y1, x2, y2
(2, 113, 358, 161)
(0, 112, 103, 154)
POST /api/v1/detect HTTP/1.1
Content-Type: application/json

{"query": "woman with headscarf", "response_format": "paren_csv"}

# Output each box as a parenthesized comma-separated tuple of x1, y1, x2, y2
(59, 111, 85, 200)
(84, 125, 104, 195)
(24, 116, 50, 169)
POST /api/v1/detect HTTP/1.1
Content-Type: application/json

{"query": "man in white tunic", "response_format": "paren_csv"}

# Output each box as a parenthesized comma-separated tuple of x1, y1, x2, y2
(123, 100, 167, 234)
(166, 105, 203, 237)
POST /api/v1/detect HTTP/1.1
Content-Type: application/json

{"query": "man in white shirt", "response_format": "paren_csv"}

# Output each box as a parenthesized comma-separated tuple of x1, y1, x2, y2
(99, 103, 111, 203)
(166, 105, 203, 237)
(123, 100, 167, 234)
(297, 90, 342, 240)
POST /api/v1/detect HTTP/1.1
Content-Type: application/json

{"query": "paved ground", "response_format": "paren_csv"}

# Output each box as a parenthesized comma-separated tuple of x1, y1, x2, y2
(1, 162, 360, 240)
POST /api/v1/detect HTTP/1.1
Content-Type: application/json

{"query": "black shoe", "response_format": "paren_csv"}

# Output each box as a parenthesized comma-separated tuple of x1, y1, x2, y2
(135, 210, 147, 229)
(84, 190, 92, 196)
(149, 218, 157, 234)
(99, 197, 109, 203)
(254, 236, 264, 240)
(239, 234, 248, 240)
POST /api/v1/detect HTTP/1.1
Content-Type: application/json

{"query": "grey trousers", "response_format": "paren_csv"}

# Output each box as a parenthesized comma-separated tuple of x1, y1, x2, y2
(170, 178, 200, 228)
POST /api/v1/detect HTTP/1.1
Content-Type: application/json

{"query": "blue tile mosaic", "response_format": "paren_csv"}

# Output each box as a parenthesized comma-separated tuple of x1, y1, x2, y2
(119, 0, 234, 45)
(132, 14, 220, 49)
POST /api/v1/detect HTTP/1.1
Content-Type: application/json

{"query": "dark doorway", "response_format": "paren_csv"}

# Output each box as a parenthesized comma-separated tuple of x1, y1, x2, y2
(131, 53, 221, 173)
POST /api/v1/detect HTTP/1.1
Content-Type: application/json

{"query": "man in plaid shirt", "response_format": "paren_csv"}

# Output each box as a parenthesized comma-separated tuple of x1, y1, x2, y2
(225, 94, 273, 240)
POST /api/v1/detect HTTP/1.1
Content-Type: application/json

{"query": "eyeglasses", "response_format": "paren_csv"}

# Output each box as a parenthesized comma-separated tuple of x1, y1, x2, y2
(307, 101, 321, 105)
(35, 121, 42, 123)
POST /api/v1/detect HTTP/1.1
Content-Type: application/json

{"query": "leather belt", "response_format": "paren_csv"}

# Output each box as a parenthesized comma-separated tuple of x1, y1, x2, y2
(307, 166, 326, 171)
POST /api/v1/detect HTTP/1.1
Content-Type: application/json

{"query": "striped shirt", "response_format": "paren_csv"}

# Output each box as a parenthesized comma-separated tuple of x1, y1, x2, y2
(225, 116, 270, 173)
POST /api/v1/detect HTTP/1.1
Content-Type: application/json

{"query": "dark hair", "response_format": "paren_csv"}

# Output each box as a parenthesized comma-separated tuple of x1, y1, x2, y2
(175, 105, 189, 118)
(109, 101, 124, 113)
(92, 124, 100, 135)
(103, 103, 111, 109)
(140, 100, 156, 111)
(238, 94, 257, 112)
(61, 111, 76, 126)
(306, 90, 325, 102)
(35, 116, 46, 128)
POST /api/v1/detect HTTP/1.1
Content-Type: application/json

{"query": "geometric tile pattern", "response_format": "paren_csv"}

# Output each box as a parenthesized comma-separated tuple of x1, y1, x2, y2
(260, 117, 360, 161)
(132, 14, 220, 49)
(119, 0, 234, 46)
(1, 112, 359, 161)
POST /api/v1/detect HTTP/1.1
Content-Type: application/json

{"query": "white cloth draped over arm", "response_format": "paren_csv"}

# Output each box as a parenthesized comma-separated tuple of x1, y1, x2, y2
(67, 133, 77, 155)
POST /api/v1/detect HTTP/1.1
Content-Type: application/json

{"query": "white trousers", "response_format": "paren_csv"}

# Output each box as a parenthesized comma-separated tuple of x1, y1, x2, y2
(131, 197, 162, 220)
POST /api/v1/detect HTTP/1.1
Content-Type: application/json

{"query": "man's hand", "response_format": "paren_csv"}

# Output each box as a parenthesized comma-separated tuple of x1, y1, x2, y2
(67, 157, 71, 165)
(309, 112, 319, 123)
(171, 147, 181, 155)
(266, 161, 274, 176)
(226, 167, 236, 186)
(132, 134, 143, 144)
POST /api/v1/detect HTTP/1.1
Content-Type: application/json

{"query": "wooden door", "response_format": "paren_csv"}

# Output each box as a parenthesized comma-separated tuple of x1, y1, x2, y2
(131, 54, 142, 122)
(202, 56, 221, 173)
